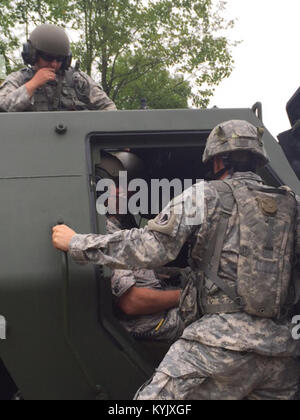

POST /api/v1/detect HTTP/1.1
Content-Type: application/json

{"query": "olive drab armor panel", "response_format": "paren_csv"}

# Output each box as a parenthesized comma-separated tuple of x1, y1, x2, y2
(189, 179, 297, 320)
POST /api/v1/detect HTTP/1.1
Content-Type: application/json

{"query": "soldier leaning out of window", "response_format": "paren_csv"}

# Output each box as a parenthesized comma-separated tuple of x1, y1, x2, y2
(0, 24, 116, 112)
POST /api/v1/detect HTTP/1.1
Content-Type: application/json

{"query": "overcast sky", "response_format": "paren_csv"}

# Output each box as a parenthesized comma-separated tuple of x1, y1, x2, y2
(210, 0, 300, 138)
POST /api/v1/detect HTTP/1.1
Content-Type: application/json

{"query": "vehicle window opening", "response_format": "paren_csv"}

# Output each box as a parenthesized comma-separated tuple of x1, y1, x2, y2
(88, 131, 208, 366)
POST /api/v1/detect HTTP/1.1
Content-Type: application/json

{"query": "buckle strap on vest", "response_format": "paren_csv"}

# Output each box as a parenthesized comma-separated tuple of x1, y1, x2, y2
(204, 267, 243, 307)
(200, 180, 243, 314)
(203, 302, 241, 314)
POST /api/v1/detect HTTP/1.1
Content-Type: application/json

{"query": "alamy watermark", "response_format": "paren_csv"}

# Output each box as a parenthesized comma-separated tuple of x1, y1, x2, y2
(292, 316, 300, 340)
(96, 172, 205, 226)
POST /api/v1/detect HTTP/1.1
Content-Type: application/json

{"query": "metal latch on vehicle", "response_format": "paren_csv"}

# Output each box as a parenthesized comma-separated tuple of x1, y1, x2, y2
(0, 316, 7, 340)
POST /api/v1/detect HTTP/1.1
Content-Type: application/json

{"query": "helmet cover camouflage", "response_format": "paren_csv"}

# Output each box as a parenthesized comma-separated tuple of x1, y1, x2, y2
(203, 120, 270, 168)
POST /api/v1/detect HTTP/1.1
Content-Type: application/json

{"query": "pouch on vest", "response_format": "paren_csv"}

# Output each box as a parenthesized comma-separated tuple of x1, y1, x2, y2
(193, 180, 297, 319)
(234, 183, 296, 318)
(178, 268, 202, 327)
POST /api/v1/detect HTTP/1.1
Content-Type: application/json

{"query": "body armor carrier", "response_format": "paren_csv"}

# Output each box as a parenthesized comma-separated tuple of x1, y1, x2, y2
(20, 67, 92, 111)
(180, 178, 298, 324)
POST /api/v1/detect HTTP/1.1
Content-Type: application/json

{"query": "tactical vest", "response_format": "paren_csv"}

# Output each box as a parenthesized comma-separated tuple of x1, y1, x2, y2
(20, 67, 92, 111)
(189, 178, 298, 320)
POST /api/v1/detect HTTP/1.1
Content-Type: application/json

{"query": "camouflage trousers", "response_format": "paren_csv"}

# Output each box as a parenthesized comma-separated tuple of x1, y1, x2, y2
(136, 339, 300, 400)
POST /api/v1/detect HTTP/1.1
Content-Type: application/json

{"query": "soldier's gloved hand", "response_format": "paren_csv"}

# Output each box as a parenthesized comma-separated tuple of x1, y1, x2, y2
(26, 68, 56, 96)
(52, 224, 76, 252)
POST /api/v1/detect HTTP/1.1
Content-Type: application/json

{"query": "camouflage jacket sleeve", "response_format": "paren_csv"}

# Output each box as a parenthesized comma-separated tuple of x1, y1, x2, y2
(75, 71, 117, 111)
(105, 216, 140, 296)
(69, 227, 184, 269)
(295, 195, 300, 258)
(69, 183, 204, 269)
(0, 72, 32, 112)
(110, 269, 137, 298)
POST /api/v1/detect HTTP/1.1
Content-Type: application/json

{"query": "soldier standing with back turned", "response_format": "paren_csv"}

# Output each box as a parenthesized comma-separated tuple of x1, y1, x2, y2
(52, 120, 300, 400)
(0, 24, 116, 112)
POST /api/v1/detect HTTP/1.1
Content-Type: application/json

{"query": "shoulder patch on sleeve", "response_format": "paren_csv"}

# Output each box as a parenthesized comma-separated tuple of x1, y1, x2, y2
(148, 211, 179, 236)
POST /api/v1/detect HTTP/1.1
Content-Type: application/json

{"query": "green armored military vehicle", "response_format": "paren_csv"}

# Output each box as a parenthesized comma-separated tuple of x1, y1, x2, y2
(0, 104, 299, 400)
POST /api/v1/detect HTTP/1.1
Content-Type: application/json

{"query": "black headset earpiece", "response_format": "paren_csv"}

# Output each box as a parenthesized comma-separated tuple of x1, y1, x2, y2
(22, 41, 72, 71)
(62, 52, 72, 71)
(21, 41, 36, 66)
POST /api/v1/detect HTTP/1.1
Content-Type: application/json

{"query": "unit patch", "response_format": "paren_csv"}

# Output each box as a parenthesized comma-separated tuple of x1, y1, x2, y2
(256, 197, 278, 216)
(148, 211, 178, 236)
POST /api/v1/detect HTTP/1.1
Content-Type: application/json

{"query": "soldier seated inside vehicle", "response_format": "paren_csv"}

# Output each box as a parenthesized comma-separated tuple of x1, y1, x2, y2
(95, 151, 185, 342)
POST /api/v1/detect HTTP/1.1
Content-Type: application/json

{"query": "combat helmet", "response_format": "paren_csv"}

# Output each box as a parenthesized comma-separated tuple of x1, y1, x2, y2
(95, 151, 145, 182)
(22, 24, 72, 69)
(203, 120, 270, 168)
(95, 151, 147, 220)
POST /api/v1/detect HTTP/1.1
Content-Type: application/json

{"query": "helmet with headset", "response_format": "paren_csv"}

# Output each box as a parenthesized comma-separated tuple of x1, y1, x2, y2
(22, 24, 72, 70)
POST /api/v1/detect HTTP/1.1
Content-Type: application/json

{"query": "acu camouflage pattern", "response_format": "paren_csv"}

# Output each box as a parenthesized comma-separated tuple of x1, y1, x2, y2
(295, 196, 300, 256)
(191, 177, 298, 319)
(0, 67, 116, 112)
(68, 111, 300, 398)
(70, 171, 300, 399)
(232, 180, 297, 318)
(106, 216, 184, 341)
(202, 119, 270, 167)
(69, 173, 300, 357)
(136, 339, 300, 400)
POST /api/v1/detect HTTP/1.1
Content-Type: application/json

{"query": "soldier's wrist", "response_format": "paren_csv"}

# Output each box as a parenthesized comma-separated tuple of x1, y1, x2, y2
(25, 80, 38, 97)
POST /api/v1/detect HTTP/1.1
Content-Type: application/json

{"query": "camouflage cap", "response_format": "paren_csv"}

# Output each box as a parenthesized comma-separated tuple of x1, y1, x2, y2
(202, 120, 270, 168)
(29, 24, 70, 56)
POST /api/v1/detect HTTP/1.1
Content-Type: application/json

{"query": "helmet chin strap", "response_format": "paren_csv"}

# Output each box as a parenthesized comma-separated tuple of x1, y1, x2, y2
(213, 167, 230, 180)
(205, 156, 234, 180)
(211, 156, 233, 180)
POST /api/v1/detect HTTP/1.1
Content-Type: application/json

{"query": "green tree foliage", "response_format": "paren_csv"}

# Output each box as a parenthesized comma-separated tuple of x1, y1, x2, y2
(0, 0, 236, 109)
(68, 0, 235, 108)
(0, 0, 21, 73)
(115, 56, 192, 109)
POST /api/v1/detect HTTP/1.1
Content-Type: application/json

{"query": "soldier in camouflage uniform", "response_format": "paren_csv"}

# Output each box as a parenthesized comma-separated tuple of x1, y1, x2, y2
(53, 120, 300, 400)
(108, 216, 184, 341)
(0, 24, 116, 112)
(97, 151, 184, 341)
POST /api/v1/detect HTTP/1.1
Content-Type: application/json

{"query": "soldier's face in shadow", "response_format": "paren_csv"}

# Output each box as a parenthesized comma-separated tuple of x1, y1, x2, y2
(36, 56, 63, 73)
(107, 184, 135, 215)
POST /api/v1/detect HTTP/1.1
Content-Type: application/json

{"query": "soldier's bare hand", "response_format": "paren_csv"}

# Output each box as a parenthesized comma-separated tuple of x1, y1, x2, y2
(52, 225, 76, 252)
(25, 68, 56, 97)
(32, 68, 56, 86)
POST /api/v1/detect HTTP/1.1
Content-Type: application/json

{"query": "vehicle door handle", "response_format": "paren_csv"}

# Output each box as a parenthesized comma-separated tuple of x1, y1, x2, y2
(0, 315, 7, 340)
